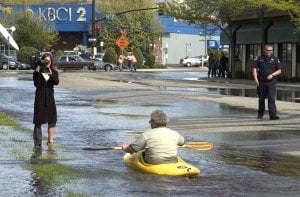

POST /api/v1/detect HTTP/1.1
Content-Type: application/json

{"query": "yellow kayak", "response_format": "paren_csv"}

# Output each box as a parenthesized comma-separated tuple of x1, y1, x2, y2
(123, 152, 200, 176)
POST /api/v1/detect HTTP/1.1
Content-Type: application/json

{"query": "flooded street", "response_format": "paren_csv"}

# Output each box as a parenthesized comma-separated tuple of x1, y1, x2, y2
(0, 70, 300, 196)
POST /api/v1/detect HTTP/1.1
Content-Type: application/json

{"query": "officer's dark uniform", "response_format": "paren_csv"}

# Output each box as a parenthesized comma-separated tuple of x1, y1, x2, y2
(253, 55, 281, 119)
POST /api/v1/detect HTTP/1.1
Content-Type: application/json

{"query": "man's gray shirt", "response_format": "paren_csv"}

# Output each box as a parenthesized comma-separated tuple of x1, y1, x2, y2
(130, 127, 185, 164)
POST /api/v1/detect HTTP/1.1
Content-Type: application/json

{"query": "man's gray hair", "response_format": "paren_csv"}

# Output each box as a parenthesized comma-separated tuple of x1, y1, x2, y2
(150, 110, 167, 127)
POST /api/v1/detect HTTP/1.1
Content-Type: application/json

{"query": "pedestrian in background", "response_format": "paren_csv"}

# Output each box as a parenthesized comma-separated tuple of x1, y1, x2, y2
(33, 53, 59, 147)
(252, 44, 281, 120)
(127, 53, 137, 72)
(118, 54, 125, 71)
(211, 56, 219, 77)
(208, 53, 218, 78)
(219, 53, 228, 78)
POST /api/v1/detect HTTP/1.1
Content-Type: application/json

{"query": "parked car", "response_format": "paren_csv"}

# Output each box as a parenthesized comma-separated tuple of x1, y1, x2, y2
(179, 55, 208, 67)
(16, 62, 32, 70)
(54, 55, 96, 70)
(0, 53, 18, 70)
(93, 59, 118, 71)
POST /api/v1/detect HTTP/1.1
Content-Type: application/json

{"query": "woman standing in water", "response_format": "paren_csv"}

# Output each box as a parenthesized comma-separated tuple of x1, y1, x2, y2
(33, 53, 59, 147)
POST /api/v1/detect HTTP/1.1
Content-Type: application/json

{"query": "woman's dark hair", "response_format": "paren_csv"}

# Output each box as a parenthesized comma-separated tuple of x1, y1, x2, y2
(41, 53, 54, 69)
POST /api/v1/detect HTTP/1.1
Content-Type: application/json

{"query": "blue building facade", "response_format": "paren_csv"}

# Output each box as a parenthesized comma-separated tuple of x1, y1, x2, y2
(0, 4, 93, 50)
(1, 3, 221, 65)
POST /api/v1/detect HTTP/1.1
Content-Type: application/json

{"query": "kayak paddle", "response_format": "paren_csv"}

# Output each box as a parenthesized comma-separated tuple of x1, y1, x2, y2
(182, 141, 214, 150)
(83, 141, 213, 151)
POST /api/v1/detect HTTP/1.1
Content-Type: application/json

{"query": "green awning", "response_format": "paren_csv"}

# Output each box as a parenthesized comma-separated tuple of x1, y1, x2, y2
(236, 23, 265, 44)
(268, 21, 299, 43)
(220, 31, 229, 45)
(220, 24, 240, 45)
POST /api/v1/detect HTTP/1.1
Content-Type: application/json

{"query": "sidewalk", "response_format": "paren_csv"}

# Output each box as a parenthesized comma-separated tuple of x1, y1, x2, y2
(143, 66, 300, 89)
(205, 77, 300, 89)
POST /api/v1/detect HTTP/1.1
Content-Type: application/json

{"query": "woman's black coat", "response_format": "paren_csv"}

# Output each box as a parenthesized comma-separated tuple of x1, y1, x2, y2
(33, 69, 59, 125)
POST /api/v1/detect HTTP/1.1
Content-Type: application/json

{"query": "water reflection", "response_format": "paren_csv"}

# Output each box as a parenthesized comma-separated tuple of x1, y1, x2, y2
(142, 71, 300, 103)
(158, 86, 300, 103)
(220, 146, 300, 177)
(29, 146, 58, 196)
(277, 89, 300, 103)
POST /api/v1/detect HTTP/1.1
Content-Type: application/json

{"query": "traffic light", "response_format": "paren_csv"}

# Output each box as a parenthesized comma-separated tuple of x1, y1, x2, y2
(95, 25, 101, 37)
(158, 2, 165, 16)
(95, 25, 101, 31)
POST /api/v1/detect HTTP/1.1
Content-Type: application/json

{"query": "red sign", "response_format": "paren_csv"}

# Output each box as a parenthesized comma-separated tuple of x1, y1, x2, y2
(116, 34, 129, 50)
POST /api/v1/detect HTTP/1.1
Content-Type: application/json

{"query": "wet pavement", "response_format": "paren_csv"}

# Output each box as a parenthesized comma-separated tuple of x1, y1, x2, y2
(0, 70, 299, 196)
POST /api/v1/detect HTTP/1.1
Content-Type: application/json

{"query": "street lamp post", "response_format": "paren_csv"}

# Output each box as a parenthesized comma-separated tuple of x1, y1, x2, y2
(204, 26, 207, 56)
(185, 42, 191, 57)
(6, 26, 16, 70)
(91, 0, 96, 56)
(199, 25, 207, 67)
(7, 36, 10, 70)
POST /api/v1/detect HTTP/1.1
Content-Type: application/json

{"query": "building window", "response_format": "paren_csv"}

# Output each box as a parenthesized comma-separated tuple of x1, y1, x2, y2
(278, 43, 292, 63)
(246, 44, 259, 62)
(234, 45, 243, 61)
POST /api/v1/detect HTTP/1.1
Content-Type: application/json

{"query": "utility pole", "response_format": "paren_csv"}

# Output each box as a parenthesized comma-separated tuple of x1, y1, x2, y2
(92, 0, 96, 56)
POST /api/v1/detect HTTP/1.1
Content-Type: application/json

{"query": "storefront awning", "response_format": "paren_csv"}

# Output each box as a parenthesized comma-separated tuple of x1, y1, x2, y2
(0, 23, 19, 50)
(268, 21, 299, 43)
(220, 24, 240, 45)
(236, 23, 265, 44)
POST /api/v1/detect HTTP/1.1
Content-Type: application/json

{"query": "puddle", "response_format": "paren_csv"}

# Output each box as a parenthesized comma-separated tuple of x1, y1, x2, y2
(140, 72, 300, 103)
(0, 75, 300, 196)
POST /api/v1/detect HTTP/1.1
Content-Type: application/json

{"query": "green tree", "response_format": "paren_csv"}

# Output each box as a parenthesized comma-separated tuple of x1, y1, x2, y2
(168, 0, 248, 78)
(168, 0, 300, 77)
(97, 0, 164, 52)
(17, 46, 38, 64)
(246, 0, 300, 42)
(13, 11, 59, 51)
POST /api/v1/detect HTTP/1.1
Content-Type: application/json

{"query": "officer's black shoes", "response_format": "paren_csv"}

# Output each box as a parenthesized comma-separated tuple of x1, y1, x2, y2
(257, 114, 263, 119)
(270, 115, 280, 120)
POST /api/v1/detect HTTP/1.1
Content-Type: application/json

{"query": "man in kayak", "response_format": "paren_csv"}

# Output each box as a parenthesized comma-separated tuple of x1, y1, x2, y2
(122, 110, 185, 164)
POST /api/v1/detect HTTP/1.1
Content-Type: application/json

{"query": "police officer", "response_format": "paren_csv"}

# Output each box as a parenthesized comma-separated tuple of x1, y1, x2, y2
(252, 44, 282, 120)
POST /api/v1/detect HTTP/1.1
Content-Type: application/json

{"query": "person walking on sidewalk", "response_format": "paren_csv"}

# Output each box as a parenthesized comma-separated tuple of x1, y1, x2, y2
(252, 44, 282, 120)
(118, 54, 125, 71)
(33, 53, 59, 147)
(127, 53, 137, 72)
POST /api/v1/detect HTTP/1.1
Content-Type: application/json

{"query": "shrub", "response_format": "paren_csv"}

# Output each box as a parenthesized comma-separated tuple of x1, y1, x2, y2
(234, 70, 245, 79)
(152, 64, 167, 69)
(133, 48, 144, 69)
(17, 46, 38, 64)
(290, 77, 300, 82)
(145, 54, 156, 68)
(103, 47, 117, 64)
(278, 74, 288, 82)
(54, 50, 64, 58)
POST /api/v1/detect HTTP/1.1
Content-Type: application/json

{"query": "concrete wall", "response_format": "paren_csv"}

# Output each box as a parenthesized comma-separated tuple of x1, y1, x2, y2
(162, 33, 219, 65)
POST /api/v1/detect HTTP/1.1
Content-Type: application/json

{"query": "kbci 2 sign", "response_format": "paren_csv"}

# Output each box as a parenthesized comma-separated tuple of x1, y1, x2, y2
(0, 4, 92, 32)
